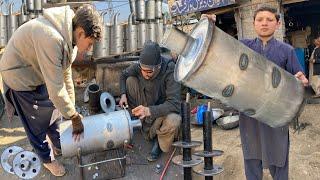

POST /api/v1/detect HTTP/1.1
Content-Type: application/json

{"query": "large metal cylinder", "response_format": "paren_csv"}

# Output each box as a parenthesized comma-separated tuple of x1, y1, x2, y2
(33, 0, 42, 11)
(126, 13, 138, 52)
(161, 18, 305, 128)
(156, 19, 163, 43)
(7, 3, 18, 41)
(146, 0, 155, 20)
(26, 0, 34, 12)
(137, 22, 146, 48)
(0, 13, 7, 48)
(110, 13, 124, 55)
(155, 0, 162, 19)
(129, 0, 136, 22)
(19, 4, 28, 26)
(93, 12, 109, 58)
(147, 22, 156, 42)
(136, 0, 146, 21)
(60, 110, 142, 157)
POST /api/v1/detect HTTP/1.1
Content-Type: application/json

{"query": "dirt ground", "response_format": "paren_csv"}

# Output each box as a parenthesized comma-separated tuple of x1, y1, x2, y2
(0, 88, 320, 180)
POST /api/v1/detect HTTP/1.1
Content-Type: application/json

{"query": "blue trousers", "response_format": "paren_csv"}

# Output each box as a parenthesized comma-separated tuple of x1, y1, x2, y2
(8, 85, 60, 163)
(244, 157, 289, 180)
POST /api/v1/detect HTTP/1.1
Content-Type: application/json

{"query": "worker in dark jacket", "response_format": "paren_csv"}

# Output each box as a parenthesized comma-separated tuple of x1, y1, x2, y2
(204, 5, 308, 180)
(119, 41, 181, 162)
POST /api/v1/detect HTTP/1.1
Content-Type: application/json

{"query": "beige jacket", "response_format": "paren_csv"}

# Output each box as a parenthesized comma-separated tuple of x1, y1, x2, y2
(0, 6, 77, 119)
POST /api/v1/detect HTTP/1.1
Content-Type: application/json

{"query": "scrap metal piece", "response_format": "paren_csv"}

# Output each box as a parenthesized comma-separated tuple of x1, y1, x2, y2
(1, 146, 24, 174)
(12, 150, 41, 179)
(100, 92, 116, 113)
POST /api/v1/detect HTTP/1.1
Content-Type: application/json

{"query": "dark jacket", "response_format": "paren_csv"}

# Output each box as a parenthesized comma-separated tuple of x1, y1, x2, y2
(120, 57, 180, 120)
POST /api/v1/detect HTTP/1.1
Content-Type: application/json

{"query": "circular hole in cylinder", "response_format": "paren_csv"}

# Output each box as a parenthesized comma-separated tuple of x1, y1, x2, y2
(32, 169, 37, 173)
(32, 157, 37, 161)
(22, 173, 25, 177)
(105, 99, 111, 108)
(88, 84, 100, 93)
(20, 164, 25, 169)
(9, 149, 13, 153)
(10, 168, 13, 172)
(20, 154, 25, 158)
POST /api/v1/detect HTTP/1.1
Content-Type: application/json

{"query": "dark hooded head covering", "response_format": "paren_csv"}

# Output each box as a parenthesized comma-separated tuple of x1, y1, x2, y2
(139, 41, 161, 66)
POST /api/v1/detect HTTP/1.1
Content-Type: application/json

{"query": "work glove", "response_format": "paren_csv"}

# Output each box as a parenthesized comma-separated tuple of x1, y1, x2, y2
(71, 112, 84, 142)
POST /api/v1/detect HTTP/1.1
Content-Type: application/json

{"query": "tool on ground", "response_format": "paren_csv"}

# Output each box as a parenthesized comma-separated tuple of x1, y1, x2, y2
(172, 93, 202, 180)
(1, 146, 41, 179)
(159, 147, 176, 180)
(193, 102, 224, 179)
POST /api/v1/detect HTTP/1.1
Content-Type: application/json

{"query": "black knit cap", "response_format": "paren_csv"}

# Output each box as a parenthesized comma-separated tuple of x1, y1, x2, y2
(139, 41, 161, 66)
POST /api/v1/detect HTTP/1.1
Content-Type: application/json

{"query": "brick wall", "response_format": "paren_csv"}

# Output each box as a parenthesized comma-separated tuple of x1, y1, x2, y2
(235, 0, 285, 41)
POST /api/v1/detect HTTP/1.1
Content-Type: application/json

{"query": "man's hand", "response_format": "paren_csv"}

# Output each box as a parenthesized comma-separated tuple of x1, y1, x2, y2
(201, 13, 216, 23)
(295, 71, 309, 87)
(119, 94, 128, 107)
(132, 105, 151, 120)
(71, 112, 84, 142)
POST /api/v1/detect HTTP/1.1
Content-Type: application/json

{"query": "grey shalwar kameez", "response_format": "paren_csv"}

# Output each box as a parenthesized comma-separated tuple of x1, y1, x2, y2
(120, 57, 181, 152)
(240, 38, 303, 180)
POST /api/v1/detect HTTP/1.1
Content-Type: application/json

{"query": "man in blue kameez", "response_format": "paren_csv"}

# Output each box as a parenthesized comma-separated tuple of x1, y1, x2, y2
(204, 5, 308, 180)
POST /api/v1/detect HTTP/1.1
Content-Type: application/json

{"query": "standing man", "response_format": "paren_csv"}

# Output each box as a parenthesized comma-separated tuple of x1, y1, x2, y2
(204, 5, 308, 180)
(0, 5, 102, 176)
(119, 41, 181, 162)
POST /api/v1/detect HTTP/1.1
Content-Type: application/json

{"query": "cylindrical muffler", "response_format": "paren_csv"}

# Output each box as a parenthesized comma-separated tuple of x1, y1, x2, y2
(147, 22, 156, 42)
(0, 7, 7, 48)
(26, 0, 34, 12)
(137, 22, 146, 48)
(156, 19, 163, 43)
(93, 11, 108, 58)
(129, 0, 136, 22)
(7, 3, 18, 41)
(155, 0, 162, 19)
(60, 110, 142, 157)
(19, 4, 28, 26)
(146, 0, 155, 20)
(160, 18, 305, 128)
(110, 13, 124, 55)
(33, 0, 42, 12)
(126, 13, 138, 52)
(136, 0, 146, 21)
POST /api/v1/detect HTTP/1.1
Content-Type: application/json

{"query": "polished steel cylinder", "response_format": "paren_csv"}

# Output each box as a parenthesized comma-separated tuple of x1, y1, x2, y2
(19, 4, 28, 26)
(110, 13, 124, 55)
(156, 19, 163, 43)
(26, 0, 34, 12)
(126, 13, 138, 52)
(0, 14, 7, 48)
(60, 110, 142, 157)
(93, 12, 108, 58)
(155, 0, 162, 19)
(147, 22, 156, 42)
(129, 0, 136, 22)
(137, 22, 146, 48)
(146, 0, 155, 20)
(7, 3, 18, 41)
(34, 0, 42, 11)
(161, 18, 304, 128)
(136, 0, 146, 21)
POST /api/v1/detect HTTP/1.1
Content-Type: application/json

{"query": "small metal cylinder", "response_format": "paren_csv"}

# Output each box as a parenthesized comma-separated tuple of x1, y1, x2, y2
(155, 0, 162, 19)
(156, 19, 163, 43)
(110, 13, 124, 55)
(161, 26, 195, 57)
(138, 22, 146, 48)
(129, 0, 136, 22)
(93, 12, 109, 58)
(136, 0, 146, 21)
(146, 0, 155, 20)
(60, 110, 142, 157)
(88, 84, 101, 113)
(147, 22, 156, 42)
(0, 14, 7, 48)
(19, 4, 28, 26)
(33, 0, 42, 12)
(7, 3, 18, 41)
(127, 13, 138, 52)
(26, 0, 34, 12)
(181, 101, 192, 180)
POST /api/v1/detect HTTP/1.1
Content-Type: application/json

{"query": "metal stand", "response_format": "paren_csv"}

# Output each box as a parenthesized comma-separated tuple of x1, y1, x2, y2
(76, 147, 126, 180)
(193, 102, 224, 179)
(172, 93, 202, 180)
